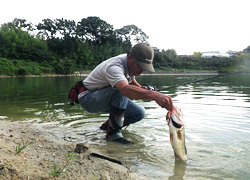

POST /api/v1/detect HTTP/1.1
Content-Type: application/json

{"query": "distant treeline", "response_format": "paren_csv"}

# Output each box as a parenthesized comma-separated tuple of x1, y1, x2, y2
(0, 17, 250, 76)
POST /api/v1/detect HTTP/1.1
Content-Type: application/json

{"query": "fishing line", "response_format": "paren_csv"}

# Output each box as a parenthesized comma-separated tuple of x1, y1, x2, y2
(155, 70, 248, 92)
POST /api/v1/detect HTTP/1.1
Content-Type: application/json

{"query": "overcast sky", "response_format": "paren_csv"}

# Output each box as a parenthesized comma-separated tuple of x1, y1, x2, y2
(1, 0, 250, 55)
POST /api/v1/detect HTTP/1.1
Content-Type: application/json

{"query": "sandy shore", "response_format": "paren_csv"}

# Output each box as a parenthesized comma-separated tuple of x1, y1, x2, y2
(0, 121, 143, 180)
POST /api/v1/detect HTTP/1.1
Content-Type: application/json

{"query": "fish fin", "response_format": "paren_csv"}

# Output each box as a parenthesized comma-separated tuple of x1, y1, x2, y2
(170, 133, 173, 141)
(166, 112, 170, 125)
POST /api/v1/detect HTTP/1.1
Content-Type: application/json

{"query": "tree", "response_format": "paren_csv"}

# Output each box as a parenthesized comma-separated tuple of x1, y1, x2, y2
(153, 51, 164, 68)
(36, 19, 57, 39)
(0, 18, 33, 32)
(163, 49, 177, 61)
(194, 52, 202, 57)
(0, 22, 51, 62)
(115, 24, 149, 44)
(77, 16, 114, 44)
(12, 18, 34, 31)
(243, 45, 250, 53)
(54, 18, 76, 38)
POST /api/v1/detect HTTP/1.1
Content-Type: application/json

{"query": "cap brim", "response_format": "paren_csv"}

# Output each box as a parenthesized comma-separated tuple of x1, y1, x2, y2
(137, 61, 155, 72)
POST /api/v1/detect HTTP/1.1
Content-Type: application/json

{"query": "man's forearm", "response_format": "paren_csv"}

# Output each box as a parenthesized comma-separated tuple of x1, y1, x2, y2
(115, 80, 173, 110)
(120, 85, 157, 100)
(120, 84, 173, 111)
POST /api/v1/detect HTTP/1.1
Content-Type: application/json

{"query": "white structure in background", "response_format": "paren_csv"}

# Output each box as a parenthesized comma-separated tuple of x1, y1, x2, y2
(151, 47, 160, 52)
(201, 51, 230, 58)
(226, 50, 238, 57)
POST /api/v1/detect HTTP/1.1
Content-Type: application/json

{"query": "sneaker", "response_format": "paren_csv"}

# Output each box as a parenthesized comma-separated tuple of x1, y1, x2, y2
(100, 119, 109, 130)
(106, 133, 134, 144)
(104, 121, 134, 145)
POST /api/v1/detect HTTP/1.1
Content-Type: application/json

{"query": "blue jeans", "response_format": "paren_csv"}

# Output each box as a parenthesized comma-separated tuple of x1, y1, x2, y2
(79, 86, 146, 126)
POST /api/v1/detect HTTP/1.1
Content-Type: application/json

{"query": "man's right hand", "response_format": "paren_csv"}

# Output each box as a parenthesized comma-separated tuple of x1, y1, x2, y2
(153, 92, 173, 112)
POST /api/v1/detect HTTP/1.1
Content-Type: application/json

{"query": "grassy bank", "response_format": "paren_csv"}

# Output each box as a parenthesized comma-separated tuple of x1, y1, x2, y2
(0, 58, 53, 76)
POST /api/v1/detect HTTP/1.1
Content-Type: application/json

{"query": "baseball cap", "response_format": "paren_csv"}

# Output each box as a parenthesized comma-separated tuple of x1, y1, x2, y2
(130, 43, 155, 72)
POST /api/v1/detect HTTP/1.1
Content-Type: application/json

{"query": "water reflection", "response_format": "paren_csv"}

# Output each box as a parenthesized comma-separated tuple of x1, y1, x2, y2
(168, 161, 186, 180)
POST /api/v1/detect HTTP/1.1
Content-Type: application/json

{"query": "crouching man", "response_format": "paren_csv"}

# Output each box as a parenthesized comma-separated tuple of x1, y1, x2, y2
(78, 43, 173, 144)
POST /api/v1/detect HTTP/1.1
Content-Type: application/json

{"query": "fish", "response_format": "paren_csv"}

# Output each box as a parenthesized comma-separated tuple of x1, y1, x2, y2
(166, 107, 187, 162)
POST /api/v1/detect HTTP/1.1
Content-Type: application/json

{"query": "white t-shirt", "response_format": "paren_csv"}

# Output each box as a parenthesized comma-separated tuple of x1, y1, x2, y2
(78, 54, 134, 99)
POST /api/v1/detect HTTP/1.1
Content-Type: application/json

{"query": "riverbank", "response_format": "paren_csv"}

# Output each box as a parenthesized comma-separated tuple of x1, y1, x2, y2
(0, 120, 142, 180)
(0, 70, 221, 78)
(78, 70, 220, 76)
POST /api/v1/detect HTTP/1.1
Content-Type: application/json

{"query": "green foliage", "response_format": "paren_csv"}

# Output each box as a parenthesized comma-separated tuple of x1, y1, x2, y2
(36, 19, 57, 39)
(15, 137, 34, 154)
(0, 17, 134, 75)
(193, 52, 202, 57)
(0, 24, 51, 62)
(243, 45, 250, 53)
(236, 53, 250, 70)
(0, 58, 15, 75)
(152, 49, 245, 72)
(153, 49, 177, 69)
(169, 56, 239, 71)
(54, 58, 75, 74)
(0, 18, 249, 75)
(0, 58, 53, 75)
(77, 16, 114, 44)
(115, 24, 149, 44)
(48, 152, 76, 178)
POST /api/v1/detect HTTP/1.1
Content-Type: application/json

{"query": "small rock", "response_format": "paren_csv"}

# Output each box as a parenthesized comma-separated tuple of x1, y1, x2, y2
(101, 171, 110, 180)
(75, 143, 89, 153)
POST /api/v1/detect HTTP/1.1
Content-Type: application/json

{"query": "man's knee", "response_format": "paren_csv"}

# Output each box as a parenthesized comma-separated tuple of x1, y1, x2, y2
(124, 105, 146, 126)
(137, 106, 146, 121)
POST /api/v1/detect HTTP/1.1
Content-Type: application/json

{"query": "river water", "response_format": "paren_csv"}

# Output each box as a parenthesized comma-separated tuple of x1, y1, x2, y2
(0, 74, 250, 179)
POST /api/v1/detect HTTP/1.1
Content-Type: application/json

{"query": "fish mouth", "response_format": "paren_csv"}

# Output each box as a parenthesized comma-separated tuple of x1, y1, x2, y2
(170, 117, 183, 129)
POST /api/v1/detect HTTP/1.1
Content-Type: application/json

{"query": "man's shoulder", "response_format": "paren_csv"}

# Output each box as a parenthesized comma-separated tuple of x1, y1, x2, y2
(105, 54, 127, 69)
(107, 54, 127, 63)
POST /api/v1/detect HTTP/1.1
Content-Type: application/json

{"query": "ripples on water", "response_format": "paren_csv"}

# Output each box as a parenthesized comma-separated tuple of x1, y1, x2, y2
(0, 75, 250, 179)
